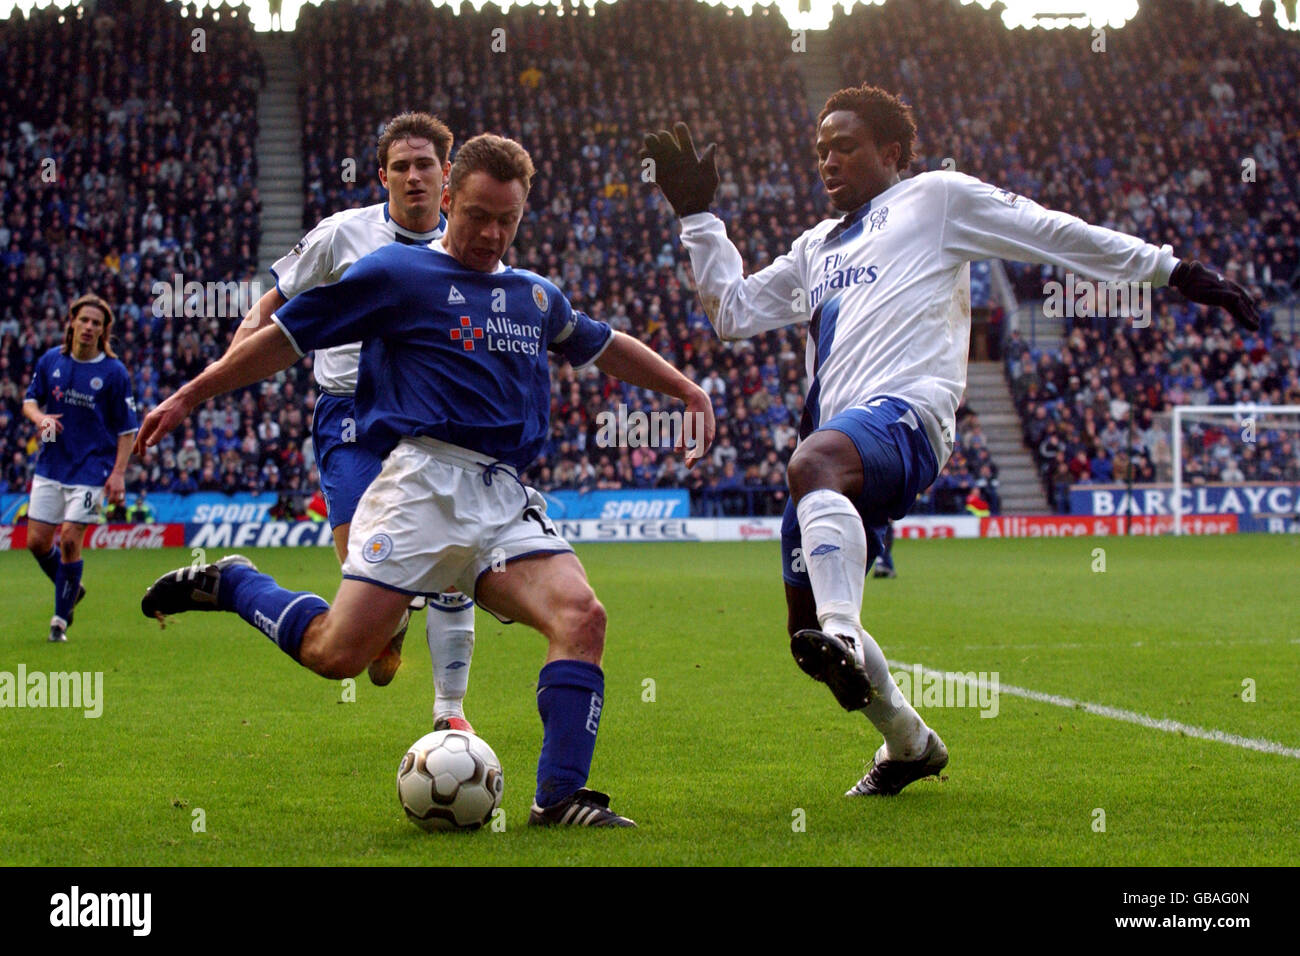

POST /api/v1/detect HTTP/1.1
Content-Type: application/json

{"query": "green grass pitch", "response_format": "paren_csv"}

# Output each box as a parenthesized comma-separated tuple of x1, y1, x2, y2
(1, 535, 1296, 866)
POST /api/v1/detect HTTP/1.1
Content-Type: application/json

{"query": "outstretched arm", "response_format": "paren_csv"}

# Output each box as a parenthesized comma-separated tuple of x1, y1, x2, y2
(134, 323, 300, 455)
(227, 286, 288, 350)
(594, 331, 716, 467)
(643, 121, 810, 340)
(138, 251, 399, 457)
(233, 213, 340, 349)
(1167, 260, 1259, 331)
(679, 214, 811, 340)
(941, 172, 1259, 330)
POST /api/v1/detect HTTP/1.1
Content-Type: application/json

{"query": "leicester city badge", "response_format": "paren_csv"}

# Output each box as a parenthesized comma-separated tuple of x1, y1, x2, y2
(362, 533, 394, 563)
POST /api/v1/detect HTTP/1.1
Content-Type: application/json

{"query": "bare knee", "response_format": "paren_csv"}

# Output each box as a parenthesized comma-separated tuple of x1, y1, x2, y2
(787, 432, 862, 504)
(58, 527, 83, 561)
(300, 642, 367, 680)
(297, 616, 370, 679)
(549, 591, 606, 662)
(27, 530, 54, 555)
(787, 446, 839, 502)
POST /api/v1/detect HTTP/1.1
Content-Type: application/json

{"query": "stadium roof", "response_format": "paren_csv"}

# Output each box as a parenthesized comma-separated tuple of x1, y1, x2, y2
(0, 0, 1294, 32)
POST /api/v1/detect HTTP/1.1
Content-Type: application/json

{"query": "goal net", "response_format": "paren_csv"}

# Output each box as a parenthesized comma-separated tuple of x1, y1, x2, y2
(1159, 406, 1300, 535)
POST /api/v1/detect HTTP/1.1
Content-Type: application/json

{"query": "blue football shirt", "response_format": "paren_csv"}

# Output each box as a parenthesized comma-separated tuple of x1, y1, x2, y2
(272, 241, 613, 471)
(25, 347, 138, 486)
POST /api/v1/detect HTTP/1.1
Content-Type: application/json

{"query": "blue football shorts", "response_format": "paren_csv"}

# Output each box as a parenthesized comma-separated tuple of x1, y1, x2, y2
(782, 395, 939, 590)
(312, 392, 382, 529)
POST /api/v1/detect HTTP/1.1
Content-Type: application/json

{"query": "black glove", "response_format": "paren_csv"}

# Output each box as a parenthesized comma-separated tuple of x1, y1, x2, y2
(639, 122, 719, 218)
(1169, 260, 1260, 332)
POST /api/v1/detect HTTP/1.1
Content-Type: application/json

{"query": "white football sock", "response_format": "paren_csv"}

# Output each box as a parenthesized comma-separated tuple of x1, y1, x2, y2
(796, 489, 867, 639)
(862, 634, 930, 762)
(428, 602, 475, 720)
(796, 489, 929, 761)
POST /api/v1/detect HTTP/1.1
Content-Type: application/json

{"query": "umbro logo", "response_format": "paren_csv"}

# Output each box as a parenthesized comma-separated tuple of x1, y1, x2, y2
(447, 285, 465, 304)
(53, 369, 61, 378)
(253, 609, 279, 640)
(809, 544, 840, 556)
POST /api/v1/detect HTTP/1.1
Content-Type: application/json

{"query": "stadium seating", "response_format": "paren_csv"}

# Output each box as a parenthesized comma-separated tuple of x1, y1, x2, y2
(5, 0, 1298, 517)
(291, 0, 838, 513)
(833, 0, 1300, 511)
(0, 0, 321, 508)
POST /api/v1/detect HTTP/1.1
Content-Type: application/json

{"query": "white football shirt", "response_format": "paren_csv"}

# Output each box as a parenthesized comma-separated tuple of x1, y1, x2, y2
(679, 170, 1179, 469)
(270, 202, 446, 394)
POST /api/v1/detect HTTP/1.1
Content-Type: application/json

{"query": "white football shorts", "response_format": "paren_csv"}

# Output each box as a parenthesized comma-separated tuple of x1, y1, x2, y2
(28, 474, 103, 525)
(341, 437, 574, 608)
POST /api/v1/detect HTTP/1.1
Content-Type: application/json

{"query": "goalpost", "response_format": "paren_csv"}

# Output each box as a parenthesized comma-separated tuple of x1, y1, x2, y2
(1169, 405, 1300, 536)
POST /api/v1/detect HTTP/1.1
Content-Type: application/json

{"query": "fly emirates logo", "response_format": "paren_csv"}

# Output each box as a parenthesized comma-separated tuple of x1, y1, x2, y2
(809, 252, 879, 312)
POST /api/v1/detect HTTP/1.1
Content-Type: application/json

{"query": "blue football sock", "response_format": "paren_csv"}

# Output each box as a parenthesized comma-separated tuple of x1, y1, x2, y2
(535, 659, 605, 808)
(54, 560, 83, 621)
(881, 523, 895, 569)
(34, 545, 60, 583)
(218, 564, 328, 662)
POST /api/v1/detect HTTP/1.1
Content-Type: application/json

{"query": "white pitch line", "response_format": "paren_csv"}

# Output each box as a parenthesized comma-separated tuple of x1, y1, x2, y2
(889, 660, 1300, 760)
(900, 637, 1298, 653)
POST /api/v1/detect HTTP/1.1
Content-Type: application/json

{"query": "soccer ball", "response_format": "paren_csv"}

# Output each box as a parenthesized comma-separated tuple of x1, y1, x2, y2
(397, 730, 504, 831)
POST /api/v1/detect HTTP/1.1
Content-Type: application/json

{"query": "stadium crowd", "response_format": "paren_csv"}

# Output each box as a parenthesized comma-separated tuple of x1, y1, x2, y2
(293, 0, 994, 514)
(0, 0, 311, 505)
(833, 0, 1300, 509)
(4, 0, 1298, 520)
(1006, 317, 1300, 511)
(835, 0, 1300, 307)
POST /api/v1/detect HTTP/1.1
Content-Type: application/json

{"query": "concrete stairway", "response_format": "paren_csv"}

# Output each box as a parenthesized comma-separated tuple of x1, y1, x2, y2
(793, 30, 841, 124)
(965, 361, 1047, 514)
(1011, 299, 1065, 351)
(254, 31, 304, 278)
